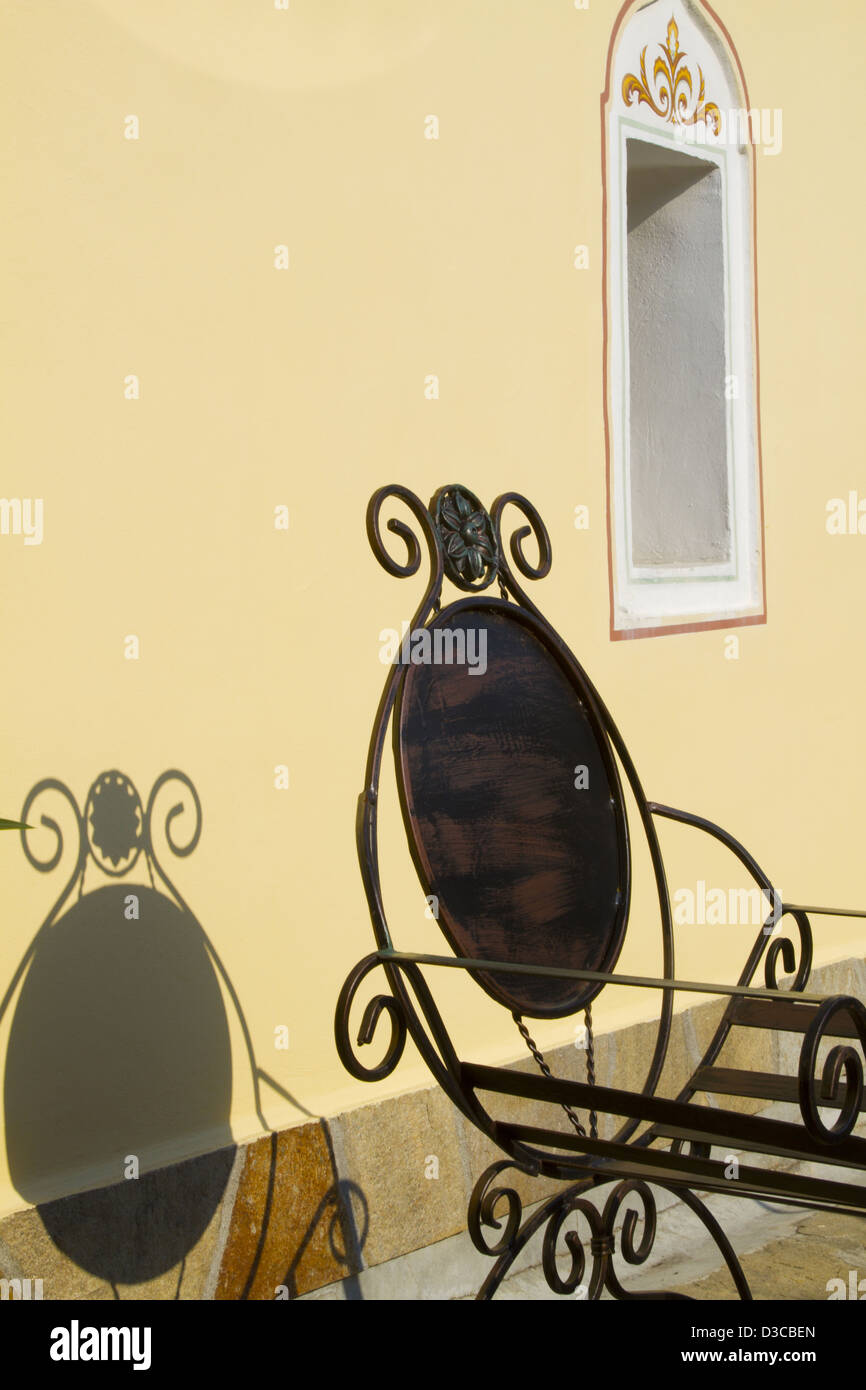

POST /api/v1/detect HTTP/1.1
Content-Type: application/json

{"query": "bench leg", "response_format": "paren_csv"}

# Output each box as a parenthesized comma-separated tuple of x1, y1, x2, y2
(468, 1163, 753, 1301)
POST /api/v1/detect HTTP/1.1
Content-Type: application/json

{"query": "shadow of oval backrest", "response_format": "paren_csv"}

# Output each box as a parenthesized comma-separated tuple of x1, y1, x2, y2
(395, 601, 631, 1020)
(4, 883, 234, 1282)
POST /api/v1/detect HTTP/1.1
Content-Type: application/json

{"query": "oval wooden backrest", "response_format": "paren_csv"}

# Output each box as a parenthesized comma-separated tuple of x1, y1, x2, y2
(395, 599, 630, 1019)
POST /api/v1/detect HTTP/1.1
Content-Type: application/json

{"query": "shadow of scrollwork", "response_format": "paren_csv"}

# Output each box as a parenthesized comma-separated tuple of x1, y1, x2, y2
(233, 1123, 369, 1301)
(1, 769, 313, 1290)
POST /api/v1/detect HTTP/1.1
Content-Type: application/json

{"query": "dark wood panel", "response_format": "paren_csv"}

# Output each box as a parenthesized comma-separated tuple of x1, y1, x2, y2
(396, 601, 629, 1018)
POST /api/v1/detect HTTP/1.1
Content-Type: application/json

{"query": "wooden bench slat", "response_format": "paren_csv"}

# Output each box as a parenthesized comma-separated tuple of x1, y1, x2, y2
(650, 1122, 866, 1172)
(693, 1065, 798, 1104)
(692, 1064, 866, 1110)
(462, 1060, 866, 1165)
(729, 997, 861, 1036)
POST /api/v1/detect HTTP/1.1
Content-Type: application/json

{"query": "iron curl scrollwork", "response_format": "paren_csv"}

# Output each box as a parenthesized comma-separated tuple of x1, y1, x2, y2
(468, 1160, 527, 1257)
(490, 491, 552, 614)
(798, 995, 866, 1145)
(335, 953, 408, 1083)
(763, 908, 813, 993)
(602, 1178, 657, 1266)
(541, 1190, 607, 1298)
(366, 484, 444, 608)
(539, 1179, 658, 1300)
(598, 1179, 678, 1300)
(473, 1173, 749, 1300)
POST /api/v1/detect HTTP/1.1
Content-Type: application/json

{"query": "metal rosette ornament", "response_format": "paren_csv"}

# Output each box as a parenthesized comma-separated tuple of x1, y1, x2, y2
(431, 485, 498, 592)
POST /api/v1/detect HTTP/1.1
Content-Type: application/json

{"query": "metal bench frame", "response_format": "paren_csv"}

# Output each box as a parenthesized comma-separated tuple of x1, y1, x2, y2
(335, 483, 866, 1301)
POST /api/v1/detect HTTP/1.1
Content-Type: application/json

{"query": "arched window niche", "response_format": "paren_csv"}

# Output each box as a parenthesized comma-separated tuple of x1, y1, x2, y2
(603, 0, 766, 640)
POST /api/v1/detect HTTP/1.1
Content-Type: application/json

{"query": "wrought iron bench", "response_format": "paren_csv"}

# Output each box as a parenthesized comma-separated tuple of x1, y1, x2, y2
(335, 482, 866, 1300)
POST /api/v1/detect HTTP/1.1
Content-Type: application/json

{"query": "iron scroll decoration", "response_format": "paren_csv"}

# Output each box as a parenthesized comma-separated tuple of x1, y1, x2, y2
(466, 1161, 752, 1301)
(337, 483, 834, 1301)
(797, 995, 866, 1146)
(345, 483, 580, 1086)
(341, 483, 672, 1110)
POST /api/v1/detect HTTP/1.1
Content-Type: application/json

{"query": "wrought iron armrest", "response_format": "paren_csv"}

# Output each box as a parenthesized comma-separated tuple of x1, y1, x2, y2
(376, 949, 830, 1007)
(371, 950, 866, 1164)
(648, 801, 814, 992)
(782, 903, 866, 920)
(648, 802, 866, 924)
(378, 950, 866, 1161)
(647, 802, 776, 898)
(649, 803, 866, 1143)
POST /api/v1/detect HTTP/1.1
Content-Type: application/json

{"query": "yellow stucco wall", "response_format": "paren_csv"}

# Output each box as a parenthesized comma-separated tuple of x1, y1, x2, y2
(1, 0, 864, 1219)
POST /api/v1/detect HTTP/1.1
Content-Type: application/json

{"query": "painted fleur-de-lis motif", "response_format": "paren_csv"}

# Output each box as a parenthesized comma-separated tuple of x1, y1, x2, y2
(622, 17, 721, 134)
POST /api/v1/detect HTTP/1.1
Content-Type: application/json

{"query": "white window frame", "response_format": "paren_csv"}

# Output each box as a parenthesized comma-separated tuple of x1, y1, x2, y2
(604, 0, 765, 638)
